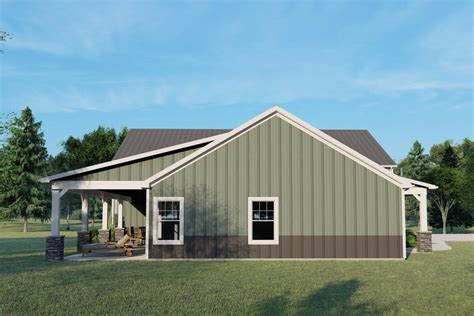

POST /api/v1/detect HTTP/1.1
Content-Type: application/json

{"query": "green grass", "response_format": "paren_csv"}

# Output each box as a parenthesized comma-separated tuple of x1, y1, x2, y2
(1, 221, 473, 315)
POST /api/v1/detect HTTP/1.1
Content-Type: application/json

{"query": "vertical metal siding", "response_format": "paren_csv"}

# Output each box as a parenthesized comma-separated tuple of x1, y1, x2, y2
(70, 148, 198, 181)
(150, 116, 403, 258)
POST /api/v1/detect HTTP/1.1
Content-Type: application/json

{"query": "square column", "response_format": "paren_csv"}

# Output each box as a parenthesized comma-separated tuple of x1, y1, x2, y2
(81, 193, 89, 231)
(117, 199, 123, 229)
(99, 196, 109, 243)
(46, 189, 64, 261)
(418, 188, 428, 232)
(77, 193, 90, 252)
(115, 199, 125, 241)
(51, 189, 61, 236)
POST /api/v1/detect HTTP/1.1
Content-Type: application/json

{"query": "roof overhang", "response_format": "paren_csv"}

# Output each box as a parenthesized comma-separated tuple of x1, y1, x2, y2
(39, 135, 223, 183)
(397, 176, 438, 190)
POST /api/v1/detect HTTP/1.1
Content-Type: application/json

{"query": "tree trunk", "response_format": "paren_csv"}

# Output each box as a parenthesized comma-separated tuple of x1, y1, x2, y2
(23, 217, 28, 233)
(442, 218, 447, 234)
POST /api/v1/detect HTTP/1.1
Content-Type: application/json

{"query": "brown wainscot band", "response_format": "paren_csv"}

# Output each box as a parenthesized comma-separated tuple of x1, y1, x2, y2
(149, 235, 403, 259)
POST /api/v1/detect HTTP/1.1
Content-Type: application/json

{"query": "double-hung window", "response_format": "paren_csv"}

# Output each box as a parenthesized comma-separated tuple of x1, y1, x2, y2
(153, 197, 184, 245)
(248, 197, 279, 245)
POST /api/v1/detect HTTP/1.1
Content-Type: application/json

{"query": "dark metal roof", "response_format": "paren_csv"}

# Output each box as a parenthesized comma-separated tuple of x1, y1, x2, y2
(114, 128, 395, 165)
(323, 129, 395, 166)
(113, 129, 231, 159)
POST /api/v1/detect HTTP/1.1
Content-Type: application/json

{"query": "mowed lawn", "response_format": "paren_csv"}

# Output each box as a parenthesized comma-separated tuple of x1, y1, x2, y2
(0, 220, 473, 315)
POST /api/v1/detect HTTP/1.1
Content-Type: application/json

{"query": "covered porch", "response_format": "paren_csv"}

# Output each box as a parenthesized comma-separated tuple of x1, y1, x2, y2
(46, 181, 149, 261)
(401, 177, 438, 254)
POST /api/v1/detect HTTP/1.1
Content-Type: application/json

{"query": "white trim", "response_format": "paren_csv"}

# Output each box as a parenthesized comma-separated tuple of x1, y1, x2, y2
(80, 193, 89, 232)
(145, 188, 150, 259)
(398, 176, 438, 190)
(39, 135, 223, 183)
(101, 197, 109, 230)
(248, 197, 279, 245)
(145, 106, 412, 189)
(152, 197, 184, 245)
(52, 181, 146, 190)
(117, 199, 123, 229)
(401, 189, 407, 259)
(71, 190, 132, 203)
(51, 189, 61, 236)
(59, 188, 69, 198)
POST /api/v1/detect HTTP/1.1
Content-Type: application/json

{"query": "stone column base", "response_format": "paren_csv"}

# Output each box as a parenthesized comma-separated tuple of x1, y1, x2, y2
(98, 229, 110, 243)
(77, 231, 90, 252)
(115, 228, 125, 241)
(46, 235, 65, 261)
(416, 231, 432, 252)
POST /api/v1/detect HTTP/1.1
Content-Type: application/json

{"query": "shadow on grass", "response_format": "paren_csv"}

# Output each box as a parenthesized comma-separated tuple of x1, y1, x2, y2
(254, 280, 392, 315)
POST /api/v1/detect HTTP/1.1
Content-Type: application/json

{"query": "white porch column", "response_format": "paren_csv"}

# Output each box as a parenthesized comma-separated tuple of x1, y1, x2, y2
(117, 199, 123, 229)
(111, 199, 116, 228)
(102, 197, 109, 230)
(51, 189, 61, 236)
(81, 193, 89, 232)
(419, 188, 428, 232)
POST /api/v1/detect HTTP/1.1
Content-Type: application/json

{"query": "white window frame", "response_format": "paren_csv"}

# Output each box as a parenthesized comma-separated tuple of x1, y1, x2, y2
(248, 197, 279, 245)
(153, 197, 184, 245)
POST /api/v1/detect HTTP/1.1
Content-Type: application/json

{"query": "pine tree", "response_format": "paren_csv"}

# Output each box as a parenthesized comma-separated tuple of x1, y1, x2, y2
(398, 141, 431, 220)
(0, 107, 48, 232)
(399, 141, 431, 179)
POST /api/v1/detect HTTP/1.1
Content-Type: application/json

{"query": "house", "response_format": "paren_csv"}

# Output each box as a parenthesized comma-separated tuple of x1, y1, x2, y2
(40, 106, 437, 260)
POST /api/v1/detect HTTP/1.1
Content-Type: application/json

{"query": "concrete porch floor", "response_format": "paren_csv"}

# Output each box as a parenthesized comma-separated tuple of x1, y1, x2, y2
(65, 248, 146, 261)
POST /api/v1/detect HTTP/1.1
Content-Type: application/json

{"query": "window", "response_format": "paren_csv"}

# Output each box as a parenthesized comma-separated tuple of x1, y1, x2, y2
(248, 197, 279, 245)
(153, 197, 184, 245)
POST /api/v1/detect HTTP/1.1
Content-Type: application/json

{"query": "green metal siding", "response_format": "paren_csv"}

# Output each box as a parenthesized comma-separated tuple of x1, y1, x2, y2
(123, 201, 145, 227)
(69, 148, 198, 181)
(150, 116, 402, 257)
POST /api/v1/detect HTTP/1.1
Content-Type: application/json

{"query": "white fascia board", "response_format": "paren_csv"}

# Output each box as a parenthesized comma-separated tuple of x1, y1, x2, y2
(51, 181, 147, 190)
(144, 106, 279, 187)
(39, 135, 221, 183)
(398, 176, 438, 190)
(145, 105, 410, 189)
(70, 189, 133, 202)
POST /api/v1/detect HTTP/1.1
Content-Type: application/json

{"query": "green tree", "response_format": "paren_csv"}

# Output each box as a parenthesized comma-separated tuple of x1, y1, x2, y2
(399, 141, 431, 179)
(425, 166, 466, 234)
(48, 126, 128, 228)
(459, 139, 474, 216)
(0, 107, 48, 231)
(398, 141, 431, 220)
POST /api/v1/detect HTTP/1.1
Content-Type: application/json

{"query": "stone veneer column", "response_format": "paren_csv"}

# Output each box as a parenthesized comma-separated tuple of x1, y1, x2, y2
(98, 229, 110, 243)
(416, 231, 432, 252)
(77, 231, 90, 252)
(114, 228, 125, 241)
(46, 235, 65, 261)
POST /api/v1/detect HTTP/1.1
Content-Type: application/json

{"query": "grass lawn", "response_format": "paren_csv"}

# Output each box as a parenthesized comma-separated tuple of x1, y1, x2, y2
(1, 220, 473, 315)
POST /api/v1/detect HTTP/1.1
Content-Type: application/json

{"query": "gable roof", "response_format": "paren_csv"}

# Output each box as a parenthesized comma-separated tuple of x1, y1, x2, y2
(115, 128, 395, 165)
(144, 106, 412, 189)
(114, 128, 231, 159)
(40, 106, 396, 184)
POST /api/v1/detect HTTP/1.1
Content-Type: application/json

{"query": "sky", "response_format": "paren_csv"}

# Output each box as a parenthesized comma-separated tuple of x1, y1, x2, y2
(0, 0, 472, 162)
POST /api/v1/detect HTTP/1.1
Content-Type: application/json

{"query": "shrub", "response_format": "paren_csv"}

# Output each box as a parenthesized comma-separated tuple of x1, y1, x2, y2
(406, 230, 417, 248)
(89, 228, 99, 243)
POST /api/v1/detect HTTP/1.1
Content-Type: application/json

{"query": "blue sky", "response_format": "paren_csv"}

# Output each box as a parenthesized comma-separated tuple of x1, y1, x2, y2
(0, 0, 472, 162)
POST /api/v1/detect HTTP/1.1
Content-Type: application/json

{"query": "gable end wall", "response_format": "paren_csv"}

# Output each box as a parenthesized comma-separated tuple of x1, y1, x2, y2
(149, 116, 403, 258)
